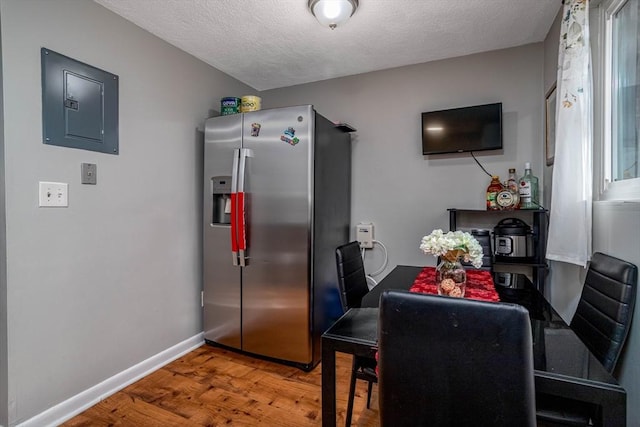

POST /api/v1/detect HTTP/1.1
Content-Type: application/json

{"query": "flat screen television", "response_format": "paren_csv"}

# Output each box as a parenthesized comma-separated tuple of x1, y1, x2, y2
(421, 102, 502, 155)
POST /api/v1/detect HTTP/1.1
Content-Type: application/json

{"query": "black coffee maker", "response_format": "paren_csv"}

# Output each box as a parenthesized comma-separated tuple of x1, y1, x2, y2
(461, 229, 492, 269)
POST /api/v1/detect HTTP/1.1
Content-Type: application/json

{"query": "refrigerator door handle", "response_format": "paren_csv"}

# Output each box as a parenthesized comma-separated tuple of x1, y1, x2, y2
(230, 149, 241, 266)
(237, 148, 252, 267)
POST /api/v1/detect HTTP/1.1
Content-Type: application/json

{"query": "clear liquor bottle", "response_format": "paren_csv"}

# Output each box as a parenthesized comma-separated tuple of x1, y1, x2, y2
(507, 168, 520, 208)
(518, 163, 539, 209)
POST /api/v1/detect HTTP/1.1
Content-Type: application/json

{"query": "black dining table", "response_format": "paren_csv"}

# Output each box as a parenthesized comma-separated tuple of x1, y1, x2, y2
(321, 265, 627, 427)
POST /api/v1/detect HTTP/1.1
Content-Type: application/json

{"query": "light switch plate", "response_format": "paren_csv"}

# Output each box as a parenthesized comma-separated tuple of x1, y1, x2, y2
(39, 182, 68, 207)
(81, 163, 97, 184)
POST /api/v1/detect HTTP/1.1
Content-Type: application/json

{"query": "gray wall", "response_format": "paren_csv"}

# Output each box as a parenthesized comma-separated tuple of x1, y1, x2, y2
(263, 44, 545, 277)
(0, 5, 8, 426)
(0, 0, 252, 424)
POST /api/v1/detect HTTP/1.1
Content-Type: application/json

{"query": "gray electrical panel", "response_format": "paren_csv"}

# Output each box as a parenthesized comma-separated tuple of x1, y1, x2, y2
(41, 48, 119, 154)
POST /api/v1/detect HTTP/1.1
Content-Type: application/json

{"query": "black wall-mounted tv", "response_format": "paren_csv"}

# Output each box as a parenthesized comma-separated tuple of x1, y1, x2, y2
(421, 102, 502, 155)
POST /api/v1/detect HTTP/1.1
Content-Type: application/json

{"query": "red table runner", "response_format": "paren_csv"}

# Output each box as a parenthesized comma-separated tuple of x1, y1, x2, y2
(409, 266, 500, 302)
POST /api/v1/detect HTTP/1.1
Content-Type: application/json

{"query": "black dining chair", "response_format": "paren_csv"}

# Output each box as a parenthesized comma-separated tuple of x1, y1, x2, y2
(335, 241, 377, 427)
(536, 252, 638, 426)
(377, 290, 536, 427)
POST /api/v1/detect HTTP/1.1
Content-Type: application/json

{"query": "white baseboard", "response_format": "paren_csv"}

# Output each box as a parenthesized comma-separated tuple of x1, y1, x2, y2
(17, 333, 204, 427)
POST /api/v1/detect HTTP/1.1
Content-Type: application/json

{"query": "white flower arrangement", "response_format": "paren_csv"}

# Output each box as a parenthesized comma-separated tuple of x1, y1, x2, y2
(420, 229, 484, 269)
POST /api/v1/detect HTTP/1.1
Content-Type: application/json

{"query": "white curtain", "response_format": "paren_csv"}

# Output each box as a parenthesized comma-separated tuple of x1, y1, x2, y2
(546, 0, 593, 267)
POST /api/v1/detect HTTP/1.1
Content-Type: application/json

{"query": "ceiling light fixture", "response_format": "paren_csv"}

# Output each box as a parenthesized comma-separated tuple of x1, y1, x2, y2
(308, 0, 359, 30)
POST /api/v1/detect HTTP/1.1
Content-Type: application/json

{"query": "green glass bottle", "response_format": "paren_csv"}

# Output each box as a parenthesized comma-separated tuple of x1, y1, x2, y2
(518, 163, 539, 209)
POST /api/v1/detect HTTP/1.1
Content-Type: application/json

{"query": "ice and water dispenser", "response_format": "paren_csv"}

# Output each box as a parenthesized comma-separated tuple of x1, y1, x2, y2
(212, 176, 232, 224)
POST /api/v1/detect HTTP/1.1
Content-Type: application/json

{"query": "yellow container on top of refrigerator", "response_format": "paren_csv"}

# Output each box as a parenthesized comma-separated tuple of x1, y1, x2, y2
(240, 95, 261, 112)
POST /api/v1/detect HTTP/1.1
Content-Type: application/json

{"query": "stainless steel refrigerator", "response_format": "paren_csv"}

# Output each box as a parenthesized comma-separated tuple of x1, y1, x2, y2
(203, 105, 351, 370)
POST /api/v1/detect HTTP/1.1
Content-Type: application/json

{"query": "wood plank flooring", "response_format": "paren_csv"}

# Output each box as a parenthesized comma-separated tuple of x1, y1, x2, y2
(62, 344, 380, 426)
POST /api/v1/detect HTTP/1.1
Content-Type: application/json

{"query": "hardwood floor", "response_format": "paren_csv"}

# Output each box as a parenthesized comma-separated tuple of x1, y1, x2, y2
(62, 344, 380, 426)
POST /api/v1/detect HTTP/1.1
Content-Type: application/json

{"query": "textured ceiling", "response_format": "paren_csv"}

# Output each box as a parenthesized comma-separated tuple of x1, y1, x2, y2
(94, 0, 562, 91)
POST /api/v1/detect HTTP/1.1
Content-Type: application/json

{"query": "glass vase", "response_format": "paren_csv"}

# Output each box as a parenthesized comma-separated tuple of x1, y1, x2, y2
(436, 259, 467, 297)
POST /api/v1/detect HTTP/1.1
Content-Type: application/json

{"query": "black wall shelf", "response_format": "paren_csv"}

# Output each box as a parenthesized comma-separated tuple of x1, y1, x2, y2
(447, 208, 548, 293)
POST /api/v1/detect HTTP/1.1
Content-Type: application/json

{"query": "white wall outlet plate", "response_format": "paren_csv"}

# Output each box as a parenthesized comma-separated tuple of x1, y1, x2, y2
(39, 181, 68, 207)
(356, 222, 374, 249)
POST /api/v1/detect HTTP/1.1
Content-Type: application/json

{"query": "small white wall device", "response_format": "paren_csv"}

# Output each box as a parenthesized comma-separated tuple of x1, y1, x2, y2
(38, 181, 68, 207)
(356, 222, 374, 249)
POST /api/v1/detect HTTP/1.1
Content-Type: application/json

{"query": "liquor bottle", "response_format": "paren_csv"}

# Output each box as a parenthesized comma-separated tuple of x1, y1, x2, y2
(497, 168, 520, 210)
(506, 168, 520, 209)
(497, 186, 516, 210)
(518, 163, 539, 209)
(486, 175, 503, 211)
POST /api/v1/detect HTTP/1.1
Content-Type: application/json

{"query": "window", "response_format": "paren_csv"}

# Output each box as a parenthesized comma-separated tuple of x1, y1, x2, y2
(600, 0, 640, 200)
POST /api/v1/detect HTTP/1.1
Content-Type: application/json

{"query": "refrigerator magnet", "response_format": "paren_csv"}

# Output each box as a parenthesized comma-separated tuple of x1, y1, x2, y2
(280, 127, 299, 146)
